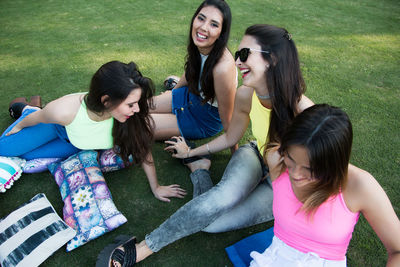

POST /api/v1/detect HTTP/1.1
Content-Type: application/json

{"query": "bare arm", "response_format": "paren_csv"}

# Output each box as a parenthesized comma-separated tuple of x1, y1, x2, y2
(166, 85, 253, 158)
(172, 73, 188, 90)
(265, 145, 285, 182)
(213, 51, 238, 154)
(6, 94, 81, 135)
(296, 95, 314, 114)
(141, 152, 186, 202)
(346, 166, 400, 266)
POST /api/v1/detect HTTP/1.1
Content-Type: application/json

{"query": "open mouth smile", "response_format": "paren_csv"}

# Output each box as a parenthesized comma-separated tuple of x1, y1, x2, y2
(239, 68, 250, 78)
(196, 32, 208, 40)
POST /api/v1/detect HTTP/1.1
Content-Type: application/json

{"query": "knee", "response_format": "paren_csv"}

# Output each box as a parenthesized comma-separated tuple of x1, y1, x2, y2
(203, 188, 242, 211)
(202, 226, 219, 234)
(201, 219, 231, 233)
(0, 136, 15, 156)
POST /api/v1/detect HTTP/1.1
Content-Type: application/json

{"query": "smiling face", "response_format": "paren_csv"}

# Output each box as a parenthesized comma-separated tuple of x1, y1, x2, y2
(284, 145, 316, 189)
(191, 5, 223, 55)
(109, 88, 142, 123)
(235, 35, 270, 91)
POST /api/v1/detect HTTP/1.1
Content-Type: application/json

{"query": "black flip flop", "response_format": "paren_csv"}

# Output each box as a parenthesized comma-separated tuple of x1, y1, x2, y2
(96, 235, 137, 267)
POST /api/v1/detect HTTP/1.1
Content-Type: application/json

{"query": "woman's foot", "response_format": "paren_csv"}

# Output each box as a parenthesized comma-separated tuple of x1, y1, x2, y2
(185, 158, 211, 173)
(110, 240, 153, 267)
(135, 240, 153, 262)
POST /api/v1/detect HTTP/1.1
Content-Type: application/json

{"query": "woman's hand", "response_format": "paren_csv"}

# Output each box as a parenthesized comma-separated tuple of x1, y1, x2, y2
(164, 136, 190, 159)
(5, 124, 23, 136)
(153, 184, 187, 202)
(141, 152, 186, 203)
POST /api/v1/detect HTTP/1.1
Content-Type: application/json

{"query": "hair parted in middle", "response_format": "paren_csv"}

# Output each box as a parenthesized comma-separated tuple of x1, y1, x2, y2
(279, 104, 353, 215)
(85, 60, 155, 166)
(185, 0, 232, 104)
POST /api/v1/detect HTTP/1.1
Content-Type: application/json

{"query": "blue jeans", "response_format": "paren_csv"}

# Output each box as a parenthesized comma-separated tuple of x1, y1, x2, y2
(145, 143, 274, 252)
(0, 108, 80, 160)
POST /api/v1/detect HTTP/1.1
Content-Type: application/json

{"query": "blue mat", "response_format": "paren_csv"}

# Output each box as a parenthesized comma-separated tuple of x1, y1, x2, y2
(225, 227, 274, 267)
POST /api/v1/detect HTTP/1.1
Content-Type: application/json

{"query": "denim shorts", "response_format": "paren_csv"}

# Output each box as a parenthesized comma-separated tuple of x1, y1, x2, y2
(172, 86, 223, 139)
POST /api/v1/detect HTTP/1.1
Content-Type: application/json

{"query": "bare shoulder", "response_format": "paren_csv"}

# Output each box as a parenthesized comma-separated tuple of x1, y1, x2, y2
(236, 85, 253, 101)
(344, 164, 383, 211)
(44, 93, 85, 125)
(213, 48, 236, 76)
(345, 165, 400, 258)
(47, 93, 83, 112)
(266, 146, 284, 181)
(347, 164, 377, 192)
(235, 85, 253, 111)
(296, 94, 314, 114)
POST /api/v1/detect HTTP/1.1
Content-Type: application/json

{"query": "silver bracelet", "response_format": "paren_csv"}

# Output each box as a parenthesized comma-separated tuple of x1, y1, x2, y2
(206, 143, 211, 154)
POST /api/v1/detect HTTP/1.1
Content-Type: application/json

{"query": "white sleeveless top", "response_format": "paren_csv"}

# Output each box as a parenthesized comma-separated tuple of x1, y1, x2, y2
(198, 54, 219, 107)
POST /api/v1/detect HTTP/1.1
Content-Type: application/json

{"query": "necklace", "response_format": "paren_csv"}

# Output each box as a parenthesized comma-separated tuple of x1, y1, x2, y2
(256, 91, 271, 100)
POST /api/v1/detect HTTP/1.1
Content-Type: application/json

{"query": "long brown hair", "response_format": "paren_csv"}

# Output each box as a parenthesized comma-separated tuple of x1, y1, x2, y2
(245, 24, 305, 147)
(185, 0, 232, 104)
(85, 61, 155, 165)
(279, 104, 353, 215)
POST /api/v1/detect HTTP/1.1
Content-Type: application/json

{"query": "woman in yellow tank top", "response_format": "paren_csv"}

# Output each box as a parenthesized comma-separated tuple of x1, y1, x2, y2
(0, 60, 186, 202)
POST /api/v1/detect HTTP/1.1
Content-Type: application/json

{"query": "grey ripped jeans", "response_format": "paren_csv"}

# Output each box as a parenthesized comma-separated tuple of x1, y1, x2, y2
(145, 142, 274, 252)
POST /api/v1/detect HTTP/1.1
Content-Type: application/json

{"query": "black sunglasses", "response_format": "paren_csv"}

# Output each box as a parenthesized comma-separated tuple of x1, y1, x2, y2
(234, 48, 270, 62)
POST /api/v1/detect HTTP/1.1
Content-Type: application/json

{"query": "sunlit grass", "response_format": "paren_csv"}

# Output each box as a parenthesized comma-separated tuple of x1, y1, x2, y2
(0, 0, 399, 266)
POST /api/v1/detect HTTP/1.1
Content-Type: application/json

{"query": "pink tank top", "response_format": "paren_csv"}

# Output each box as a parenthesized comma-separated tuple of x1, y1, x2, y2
(272, 170, 359, 260)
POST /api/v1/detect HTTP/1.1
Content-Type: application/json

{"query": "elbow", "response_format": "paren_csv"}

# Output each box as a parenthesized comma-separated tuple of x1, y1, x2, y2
(220, 114, 232, 130)
(223, 133, 239, 148)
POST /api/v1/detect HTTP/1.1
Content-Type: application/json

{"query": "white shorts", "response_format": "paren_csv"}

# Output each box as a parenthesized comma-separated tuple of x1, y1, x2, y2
(249, 236, 347, 267)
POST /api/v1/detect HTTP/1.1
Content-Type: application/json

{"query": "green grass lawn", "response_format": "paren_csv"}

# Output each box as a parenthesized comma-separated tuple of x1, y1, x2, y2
(0, 0, 399, 266)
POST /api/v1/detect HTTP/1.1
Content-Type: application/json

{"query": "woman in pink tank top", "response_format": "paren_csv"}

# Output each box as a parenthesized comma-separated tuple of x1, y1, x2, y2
(250, 104, 400, 266)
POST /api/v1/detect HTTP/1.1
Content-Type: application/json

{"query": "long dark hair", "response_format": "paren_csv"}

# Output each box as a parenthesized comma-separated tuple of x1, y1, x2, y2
(185, 0, 231, 104)
(245, 24, 306, 146)
(279, 104, 353, 215)
(85, 61, 155, 165)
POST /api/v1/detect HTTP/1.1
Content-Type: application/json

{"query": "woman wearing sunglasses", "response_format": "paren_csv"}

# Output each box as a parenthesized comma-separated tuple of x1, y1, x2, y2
(96, 24, 313, 266)
(149, 0, 237, 151)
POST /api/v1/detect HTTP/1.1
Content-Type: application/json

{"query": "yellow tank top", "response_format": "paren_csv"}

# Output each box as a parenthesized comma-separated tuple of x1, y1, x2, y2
(65, 99, 114, 150)
(249, 91, 271, 154)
